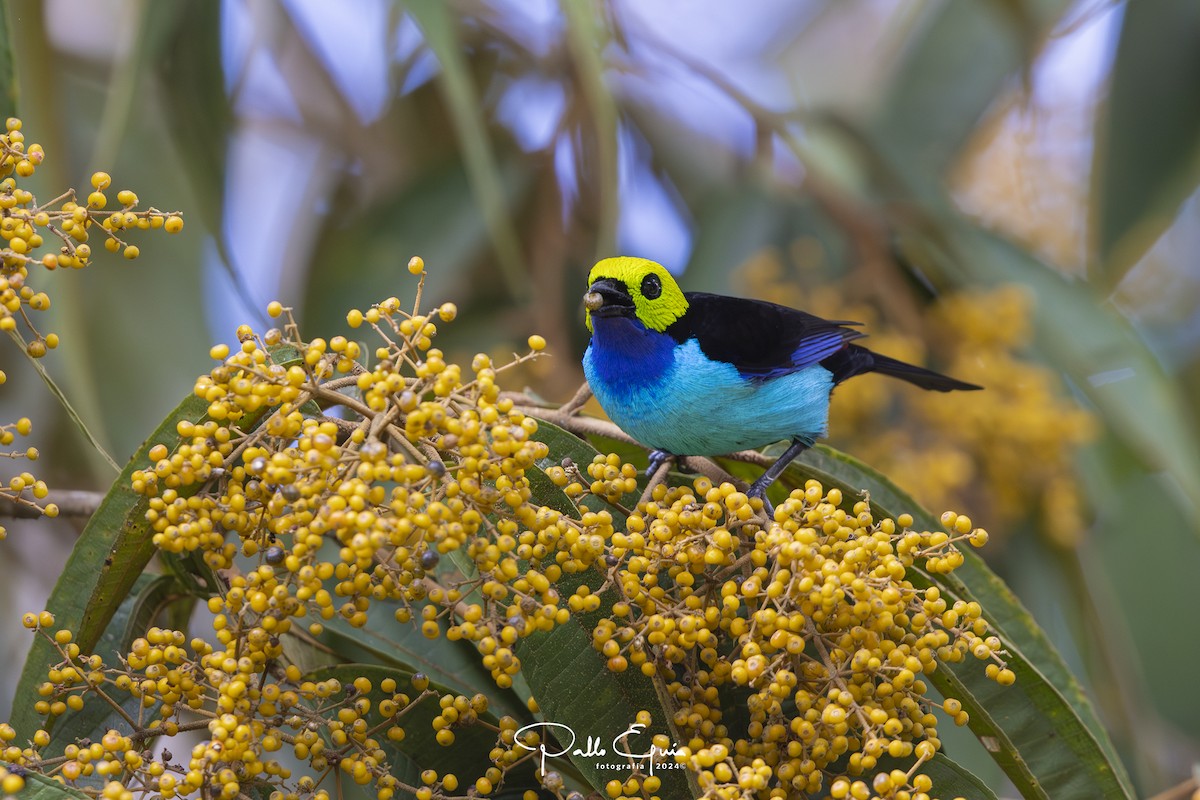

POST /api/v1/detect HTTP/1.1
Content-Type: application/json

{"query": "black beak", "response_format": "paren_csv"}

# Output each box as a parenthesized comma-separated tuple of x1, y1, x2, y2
(584, 278, 634, 317)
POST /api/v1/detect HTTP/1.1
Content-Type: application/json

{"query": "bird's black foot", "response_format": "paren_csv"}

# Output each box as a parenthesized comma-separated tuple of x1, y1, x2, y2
(646, 449, 676, 479)
(747, 480, 774, 518)
(746, 438, 814, 520)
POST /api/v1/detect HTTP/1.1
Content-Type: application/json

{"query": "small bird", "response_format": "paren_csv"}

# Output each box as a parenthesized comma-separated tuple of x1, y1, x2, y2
(581, 256, 981, 506)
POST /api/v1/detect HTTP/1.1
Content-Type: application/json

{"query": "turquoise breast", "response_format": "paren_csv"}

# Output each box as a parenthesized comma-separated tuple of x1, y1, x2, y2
(584, 338, 833, 456)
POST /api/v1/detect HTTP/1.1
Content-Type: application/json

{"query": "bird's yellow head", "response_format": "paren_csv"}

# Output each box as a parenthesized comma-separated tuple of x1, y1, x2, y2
(584, 257, 689, 333)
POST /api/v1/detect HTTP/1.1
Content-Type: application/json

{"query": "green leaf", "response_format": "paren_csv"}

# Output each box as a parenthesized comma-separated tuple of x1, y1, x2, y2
(300, 159, 525, 337)
(403, 0, 528, 300)
(873, 753, 1001, 800)
(315, 607, 532, 724)
(8, 393, 206, 743)
(148, 1, 262, 321)
(43, 574, 179, 768)
(1091, 0, 1200, 286)
(561, 0, 619, 258)
(304, 663, 541, 792)
(13, 773, 91, 800)
(684, 186, 796, 294)
(530, 417, 642, 514)
(0, 3, 17, 120)
(150, 0, 229, 241)
(1078, 434, 1200, 736)
(755, 444, 1137, 800)
(515, 596, 693, 797)
(521, 419, 694, 797)
(9, 346, 304, 742)
(872, 0, 1068, 177)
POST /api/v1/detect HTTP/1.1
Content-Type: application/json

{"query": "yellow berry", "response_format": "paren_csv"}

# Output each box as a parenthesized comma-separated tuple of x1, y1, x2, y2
(91, 171, 111, 190)
(527, 334, 546, 352)
(1, 772, 25, 793)
(407, 256, 424, 275)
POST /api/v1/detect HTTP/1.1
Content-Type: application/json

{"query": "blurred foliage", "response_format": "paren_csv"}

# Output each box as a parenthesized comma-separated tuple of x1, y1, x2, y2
(0, 0, 1197, 798)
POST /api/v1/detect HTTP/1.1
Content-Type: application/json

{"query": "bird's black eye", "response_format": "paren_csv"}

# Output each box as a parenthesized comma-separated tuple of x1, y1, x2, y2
(641, 273, 662, 300)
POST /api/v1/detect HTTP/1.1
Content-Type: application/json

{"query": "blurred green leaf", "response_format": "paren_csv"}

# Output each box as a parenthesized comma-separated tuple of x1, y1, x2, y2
(301, 158, 527, 336)
(151, 0, 230, 240)
(746, 444, 1137, 800)
(148, 0, 262, 325)
(1079, 434, 1200, 736)
(561, 0, 619, 258)
(684, 185, 794, 293)
(1091, 0, 1200, 286)
(684, 186, 850, 292)
(872, 0, 1068, 177)
(403, 0, 527, 300)
(0, 3, 17, 120)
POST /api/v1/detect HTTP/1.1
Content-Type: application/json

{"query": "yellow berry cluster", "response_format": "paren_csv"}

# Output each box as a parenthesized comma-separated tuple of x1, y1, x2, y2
(2, 258, 1008, 800)
(9, 607, 539, 799)
(6, 262, 597, 798)
(0, 117, 183, 535)
(928, 287, 1094, 546)
(561, 470, 1006, 800)
(0, 118, 183, 356)
(0, 415, 57, 539)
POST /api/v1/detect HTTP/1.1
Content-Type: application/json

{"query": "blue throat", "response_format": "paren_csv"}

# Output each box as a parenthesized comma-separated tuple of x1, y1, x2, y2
(586, 315, 675, 395)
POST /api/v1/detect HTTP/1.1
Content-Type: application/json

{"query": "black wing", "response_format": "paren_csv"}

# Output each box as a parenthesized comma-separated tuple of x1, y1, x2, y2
(668, 292, 864, 378)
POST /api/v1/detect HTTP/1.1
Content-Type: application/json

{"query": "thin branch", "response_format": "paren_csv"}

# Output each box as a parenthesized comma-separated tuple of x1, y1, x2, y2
(6, 328, 120, 473)
(559, 381, 593, 416)
(0, 489, 105, 519)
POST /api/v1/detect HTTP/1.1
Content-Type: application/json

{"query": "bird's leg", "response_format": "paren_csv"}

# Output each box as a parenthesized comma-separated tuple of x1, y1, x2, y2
(747, 438, 812, 515)
(646, 449, 676, 479)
